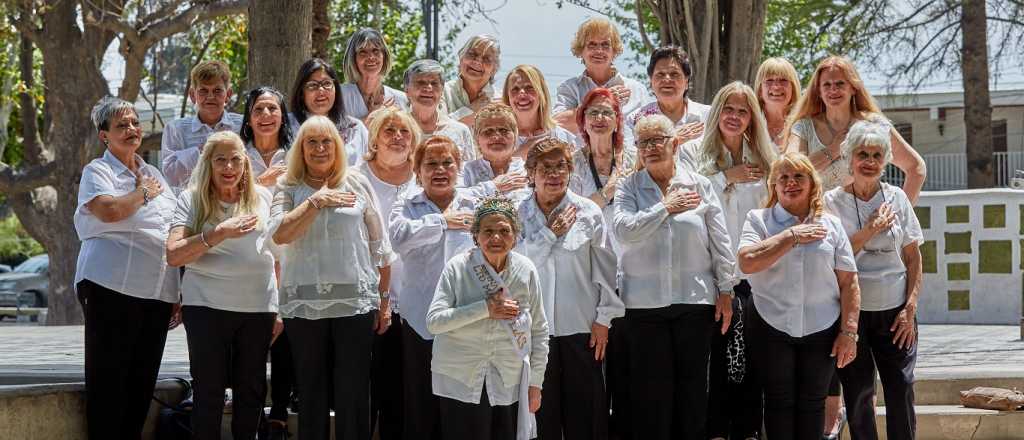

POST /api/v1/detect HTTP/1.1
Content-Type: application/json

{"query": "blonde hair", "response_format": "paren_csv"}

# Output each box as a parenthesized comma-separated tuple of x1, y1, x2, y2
(185, 131, 260, 233)
(765, 152, 824, 219)
(570, 18, 624, 58)
(283, 116, 348, 188)
(364, 107, 422, 162)
(754, 57, 801, 116)
(190, 60, 232, 87)
(502, 65, 555, 132)
(785, 56, 882, 142)
(695, 82, 778, 175)
(632, 114, 675, 171)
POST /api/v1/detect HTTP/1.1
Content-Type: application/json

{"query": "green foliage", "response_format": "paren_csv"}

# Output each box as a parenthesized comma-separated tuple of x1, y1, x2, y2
(763, 0, 875, 82)
(0, 215, 44, 263)
(330, 1, 424, 89)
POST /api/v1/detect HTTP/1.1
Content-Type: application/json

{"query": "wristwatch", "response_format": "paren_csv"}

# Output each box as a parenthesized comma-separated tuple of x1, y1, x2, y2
(840, 330, 859, 343)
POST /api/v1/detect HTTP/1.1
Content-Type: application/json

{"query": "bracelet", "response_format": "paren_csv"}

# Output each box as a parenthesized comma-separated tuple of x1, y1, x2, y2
(141, 187, 151, 205)
(308, 197, 322, 210)
(789, 228, 798, 247)
(823, 148, 835, 163)
(840, 330, 859, 343)
(199, 231, 212, 248)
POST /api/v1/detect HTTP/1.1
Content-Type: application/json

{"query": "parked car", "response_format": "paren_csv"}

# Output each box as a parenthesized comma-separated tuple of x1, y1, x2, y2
(0, 264, 10, 274)
(0, 255, 49, 312)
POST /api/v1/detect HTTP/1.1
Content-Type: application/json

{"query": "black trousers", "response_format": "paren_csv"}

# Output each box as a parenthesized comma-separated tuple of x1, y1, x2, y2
(748, 303, 838, 440)
(438, 384, 518, 440)
(401, 322, 442, 440)
(269, 326, 295, 422)
(536, 333, 609, 440)
(626, 303, 715, 440)
(605, 315, 630, 439)
(285, 313, 375, 440)
(78, 279, 173, 440)
(371, 312, 404, 440)
(837, 305, 917, 440)
(707, 281, 763, 439)
(182, 305, 275, 440)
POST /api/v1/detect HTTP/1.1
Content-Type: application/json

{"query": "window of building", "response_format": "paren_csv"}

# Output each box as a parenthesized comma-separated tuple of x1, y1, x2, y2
(992, 119, 1007, 152)
(894, 123, 913, 146)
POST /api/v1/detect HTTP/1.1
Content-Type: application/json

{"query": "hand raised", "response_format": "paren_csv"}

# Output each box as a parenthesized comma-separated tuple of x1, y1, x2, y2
(487, 288, 520, 320)
(724, 163, 764, 184)
(546, 205, 578, 237)
(789, 223, 827, 244)
(215, 214, 259, 239)
(494, 172, 529, 194)
(444, 211, 475, 231)
(663, 188, 702, 214)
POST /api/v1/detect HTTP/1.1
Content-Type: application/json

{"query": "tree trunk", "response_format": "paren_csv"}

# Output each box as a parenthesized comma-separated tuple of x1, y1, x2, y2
(962, 0, 993, 188)
(248, 0, 313, 102)
(312, 0, 332, 60)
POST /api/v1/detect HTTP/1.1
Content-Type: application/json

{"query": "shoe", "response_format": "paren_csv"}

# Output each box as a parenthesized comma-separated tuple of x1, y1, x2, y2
(823, 407, 847, 440)
(268, 420, 290, 440)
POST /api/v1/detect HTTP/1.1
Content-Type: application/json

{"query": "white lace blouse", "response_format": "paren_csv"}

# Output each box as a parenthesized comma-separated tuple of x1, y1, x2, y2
(270, 171, 397, 319)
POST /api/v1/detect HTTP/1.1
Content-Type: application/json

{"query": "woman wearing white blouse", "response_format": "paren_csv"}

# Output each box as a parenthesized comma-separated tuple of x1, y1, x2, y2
(681, 82, 778, 440)
(389, 136, 478, 440)
(270, 116, 396, 440)
(427, 196, 549, 440)
(517, 138, 623, 440)
(612, 114, 736, 440)
(288, 58, 370, 167)
(460, 103, 530, 198)
(165, 132, 279, 439)
(625, 46, 710, 149)
(403, 59, 477, 163)
(356, 106, 422, 440)
(75, 97, 180, 440)
(737, 152, 861, 440)
(501, 65, 578, 159)
(340, 28, 409, 121)
(440, 34, 501, 125)
(825, 121, 922, 440)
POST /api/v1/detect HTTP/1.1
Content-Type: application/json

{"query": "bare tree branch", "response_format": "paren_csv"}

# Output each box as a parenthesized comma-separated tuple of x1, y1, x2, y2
(0, 161, 58, 194)
(140, 0, 248, 44)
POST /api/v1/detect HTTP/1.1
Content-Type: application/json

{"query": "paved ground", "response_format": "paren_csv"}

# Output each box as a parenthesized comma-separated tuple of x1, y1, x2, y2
(0, 323, 1021, 383)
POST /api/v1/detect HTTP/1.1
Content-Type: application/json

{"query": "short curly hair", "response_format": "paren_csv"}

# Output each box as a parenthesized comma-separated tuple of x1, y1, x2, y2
(569, 18, 624, 58)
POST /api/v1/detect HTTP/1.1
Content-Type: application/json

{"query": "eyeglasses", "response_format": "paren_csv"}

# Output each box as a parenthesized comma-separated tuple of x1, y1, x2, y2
(537, 161, 570, 175)
(464, 50, 496, 66)
(586, 41, 612, 51)
(637, 136, 671, 150)
(382, 125, 411, 137)
(304, 80, 335, 92)
(480, 127, 513, 138)
(584, 108, 616, 119)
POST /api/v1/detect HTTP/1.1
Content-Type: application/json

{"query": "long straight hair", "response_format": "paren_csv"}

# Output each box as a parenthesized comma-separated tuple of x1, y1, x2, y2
(695, 82, 778, 175)
(186, 131, 261, 233)
(502, 65, 556, 132)
(784, 56, 882, 144)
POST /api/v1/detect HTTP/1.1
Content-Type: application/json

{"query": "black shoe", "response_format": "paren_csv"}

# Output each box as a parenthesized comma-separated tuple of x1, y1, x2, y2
(268, 421, 290, 440)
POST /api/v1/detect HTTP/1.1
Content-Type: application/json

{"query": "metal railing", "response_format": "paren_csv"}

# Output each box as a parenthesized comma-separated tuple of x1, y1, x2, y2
(882, 151, 1024, 190)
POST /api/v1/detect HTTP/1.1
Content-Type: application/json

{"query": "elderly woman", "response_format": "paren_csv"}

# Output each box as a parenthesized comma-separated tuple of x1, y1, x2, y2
(785, 56, 926, 201)
(165, 131, 279, 439)
(74, 97, 179, 439)
(625, 46, 709, 149)
(825, 120, 922, 440)
(403, 59, 477, 162)
(460, 103, 531, 199)
(554, 17, 650, 133)
(426, 196, 549, 440)
(755, 57, 802, 147)
(355, 106, 422, 440)
(516, 138, 623, 440)
(341, 28, 410, 120)
(612, 114, 736, 439)
(736, 152, 860, 440)
(289, 58, 370, 166)
(240, 86, 292, 188)
(389, 135, 479, 440)
(682, 82, 778, 440)
(502, 65, 578, 159)
(441, 34, 501, 124)
(270, 116, 396, 440)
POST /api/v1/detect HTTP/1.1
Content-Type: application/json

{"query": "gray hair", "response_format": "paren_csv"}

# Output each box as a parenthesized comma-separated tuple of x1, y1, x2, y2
(841, 119, 893, 167)
(343, 28, 393, 84)
(457, 34, 501, 84)
(403, 59, 445, 89)
(90, 97, 137, 132)
(634, 114, 674, 140)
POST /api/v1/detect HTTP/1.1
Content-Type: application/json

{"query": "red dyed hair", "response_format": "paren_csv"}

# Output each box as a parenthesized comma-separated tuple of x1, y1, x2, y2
(575, 88, 624, 153)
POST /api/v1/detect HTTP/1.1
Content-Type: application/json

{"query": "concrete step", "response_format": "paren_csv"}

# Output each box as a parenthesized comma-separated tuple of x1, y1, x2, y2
(876, 376, 1024, 406)
(843, 405, 1024, 440)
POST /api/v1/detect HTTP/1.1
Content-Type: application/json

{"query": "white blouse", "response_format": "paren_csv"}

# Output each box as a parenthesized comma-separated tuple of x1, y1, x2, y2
(172, 187, 279, 313)
(516, 191, 624, 337)
(440, 77, 499, 122)
(269, 171, 397, 319)
(160, 112, 243, 192)
(612, 165, 738, 309)
(625, 99, 711, 150)
(288, 113, 370, 167)
(427, 251, 549, 405)
(388, 188, 479, 339)
(680, 140, 770, 279)
(457, 157, 530, 202)
(74, 151, 180, 303)
(738, 204, 858, 337)
(339, 83, 410, 120)
(355, 162, 418, 312)
(824, 184, 923, 312)
(553, 69, 651, 121)
(423, 116, 478, 163)
(568, 146, 637, 255)
(515, 126, 580, 153)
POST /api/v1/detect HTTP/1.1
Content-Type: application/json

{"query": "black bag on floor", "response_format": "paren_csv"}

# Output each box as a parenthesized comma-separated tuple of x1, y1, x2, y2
(154, 377, 194, 440)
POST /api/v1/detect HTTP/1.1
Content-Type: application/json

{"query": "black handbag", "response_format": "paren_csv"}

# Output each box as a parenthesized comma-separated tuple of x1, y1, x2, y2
(154, 378, 194, 440)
